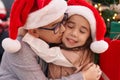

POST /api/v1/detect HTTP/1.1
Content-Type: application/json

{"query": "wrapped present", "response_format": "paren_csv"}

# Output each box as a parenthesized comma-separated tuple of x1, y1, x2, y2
(109, 21, 120, 39)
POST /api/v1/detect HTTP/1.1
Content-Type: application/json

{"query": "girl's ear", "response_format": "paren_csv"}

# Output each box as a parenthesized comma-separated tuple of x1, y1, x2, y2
(28, 29, 39, 38)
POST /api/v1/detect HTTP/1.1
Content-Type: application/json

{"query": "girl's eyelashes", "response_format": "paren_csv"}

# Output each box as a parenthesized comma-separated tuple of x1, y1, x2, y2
(67, 25, 73, 29)
(79, 27, 88, 34)
(65, 22, 74, 29)
(79, 30, 85, 33)
(65, 21, 88, 34)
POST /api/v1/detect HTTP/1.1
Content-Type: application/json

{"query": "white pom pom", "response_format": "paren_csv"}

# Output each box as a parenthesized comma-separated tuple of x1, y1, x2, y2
(90, 40, 109, 53)
(2, 38, 21, 53)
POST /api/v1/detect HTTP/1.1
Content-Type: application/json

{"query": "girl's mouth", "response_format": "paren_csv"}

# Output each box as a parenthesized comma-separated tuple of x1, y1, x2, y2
(66, 38, 77, 45)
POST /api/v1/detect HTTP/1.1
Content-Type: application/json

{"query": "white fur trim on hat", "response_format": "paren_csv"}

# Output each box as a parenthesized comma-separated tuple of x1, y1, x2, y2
(90, 40, 108, 53)
(2, 38, 21, 53)
(24, 0, 67, 29)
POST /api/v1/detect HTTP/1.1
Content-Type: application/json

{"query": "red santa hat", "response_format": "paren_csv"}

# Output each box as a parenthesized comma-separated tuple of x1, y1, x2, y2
(2, 0, 67, 53)
(67, 0, 108, 53)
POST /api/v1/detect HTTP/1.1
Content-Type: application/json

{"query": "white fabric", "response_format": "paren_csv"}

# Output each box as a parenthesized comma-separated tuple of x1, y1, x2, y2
(0, 0, 6, 14)
(66, 6, 96, 41)
(24, 0, 67, 29)
(90, 40, 109, 53)
(22, 33, 73, 67)
(2, 38, 21, 53)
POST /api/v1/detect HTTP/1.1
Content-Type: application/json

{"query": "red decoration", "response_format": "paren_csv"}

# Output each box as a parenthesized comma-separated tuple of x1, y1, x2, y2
(100, 37, 120, 80)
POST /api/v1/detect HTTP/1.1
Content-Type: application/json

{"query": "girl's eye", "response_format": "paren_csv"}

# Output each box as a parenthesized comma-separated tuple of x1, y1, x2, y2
(80, 30, 85, 33)
(65, 22, 74, 29)
(79, 28, 87, 33)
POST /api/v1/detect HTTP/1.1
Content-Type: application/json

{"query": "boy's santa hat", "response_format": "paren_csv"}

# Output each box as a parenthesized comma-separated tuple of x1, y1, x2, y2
(2, 0, 67, 53)
(67, 0, 108, 53)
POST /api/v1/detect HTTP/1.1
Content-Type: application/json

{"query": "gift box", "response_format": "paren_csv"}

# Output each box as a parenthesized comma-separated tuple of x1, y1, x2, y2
(109, 22, 120, 39)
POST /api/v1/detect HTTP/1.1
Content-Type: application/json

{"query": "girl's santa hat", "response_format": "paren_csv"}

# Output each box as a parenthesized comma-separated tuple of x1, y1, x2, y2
(67, 0, 109, 53)
(2, 0, 67, 53)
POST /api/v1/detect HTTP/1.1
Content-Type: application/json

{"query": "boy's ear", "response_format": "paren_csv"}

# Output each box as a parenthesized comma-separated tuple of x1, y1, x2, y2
(28, 29, 39, 38)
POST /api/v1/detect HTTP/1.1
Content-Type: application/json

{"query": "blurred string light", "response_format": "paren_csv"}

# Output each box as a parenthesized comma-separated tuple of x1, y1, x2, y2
(113, 13, 118, 20)
(107, 18, 110, 22)
(94, 3, 119, 23)
(92, 0, 120, 37)
(94, 4, 98, 8)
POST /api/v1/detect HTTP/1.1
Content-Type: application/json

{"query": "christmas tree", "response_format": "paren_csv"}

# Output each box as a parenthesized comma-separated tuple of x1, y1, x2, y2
(92, 0, 120, 37)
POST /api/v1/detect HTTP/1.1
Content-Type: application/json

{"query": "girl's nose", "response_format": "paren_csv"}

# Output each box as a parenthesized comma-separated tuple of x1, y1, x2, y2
(71, 29, 78, 37)
(60, 24, 66, 33)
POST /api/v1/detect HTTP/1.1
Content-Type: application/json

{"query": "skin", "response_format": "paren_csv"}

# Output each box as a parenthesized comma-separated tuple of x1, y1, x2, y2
(62, 14, 91, 48)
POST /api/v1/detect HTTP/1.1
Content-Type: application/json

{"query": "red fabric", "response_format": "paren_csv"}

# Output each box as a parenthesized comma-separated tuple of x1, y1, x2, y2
(9, 0, 52, 40)
(100, 37, 120, 80)
(0, 14, 6, 19)
(37, 0, 51, 9)
(9, 0, 36, 39)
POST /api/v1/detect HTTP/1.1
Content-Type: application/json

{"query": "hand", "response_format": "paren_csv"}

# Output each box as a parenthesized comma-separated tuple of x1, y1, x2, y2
(82, 64, 102, 80)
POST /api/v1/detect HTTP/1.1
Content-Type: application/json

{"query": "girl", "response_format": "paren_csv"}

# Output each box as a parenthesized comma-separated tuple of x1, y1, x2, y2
(48, 2, 105, 80)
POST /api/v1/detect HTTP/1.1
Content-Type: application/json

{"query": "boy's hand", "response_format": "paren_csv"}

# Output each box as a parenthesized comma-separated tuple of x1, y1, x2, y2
(82, 63, 102, 80)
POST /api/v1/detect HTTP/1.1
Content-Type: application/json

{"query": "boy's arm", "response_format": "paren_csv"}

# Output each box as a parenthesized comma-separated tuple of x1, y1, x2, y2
(1, 51, 83, 80)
